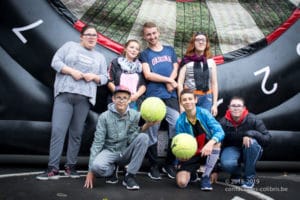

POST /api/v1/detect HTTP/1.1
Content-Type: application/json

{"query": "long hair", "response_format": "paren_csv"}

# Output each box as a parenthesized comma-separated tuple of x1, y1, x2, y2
(184, 32, 212, 58)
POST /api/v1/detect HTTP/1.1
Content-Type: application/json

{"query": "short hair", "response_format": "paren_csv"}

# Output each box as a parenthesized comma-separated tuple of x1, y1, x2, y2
(179, 89, 196, 101)
(80, 25, 96, 35)
(229, 96, 246, 106)
(142, 22, 159, 34)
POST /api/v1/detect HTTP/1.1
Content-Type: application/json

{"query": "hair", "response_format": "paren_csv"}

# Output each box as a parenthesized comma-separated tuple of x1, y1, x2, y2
(184, 32, 212, 58)
(229, 96, 246, 106)
(122, 39, 141, 57)
(142, 22, 159, 34)
(80, 25, 96, 35)
(179, 88, 196, 102)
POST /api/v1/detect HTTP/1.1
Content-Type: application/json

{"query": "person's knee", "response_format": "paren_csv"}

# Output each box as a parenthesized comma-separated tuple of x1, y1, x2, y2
(221, 159, 238, 172)
(138, 133, 149, 145)
(176, 178, 188, 188)
(91, 163, 109, 177)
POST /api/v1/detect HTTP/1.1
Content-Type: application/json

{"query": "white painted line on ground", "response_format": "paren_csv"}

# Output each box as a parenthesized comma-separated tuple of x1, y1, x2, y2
(217, 181, 275, 200)
(232, 196, 245, 200)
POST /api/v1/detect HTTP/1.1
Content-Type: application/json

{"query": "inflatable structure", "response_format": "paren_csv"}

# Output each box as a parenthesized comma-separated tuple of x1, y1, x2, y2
(0, 0, 299, 161)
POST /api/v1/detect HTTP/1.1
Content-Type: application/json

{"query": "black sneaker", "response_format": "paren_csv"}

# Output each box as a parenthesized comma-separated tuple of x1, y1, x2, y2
(148, 165, 161, 180)
(190, 172, 200, 183)
(162, 165, 176, 179)
(105, 166, 119, 184)
(122, 173, 140, 190)
(36, 168, 60, 180)
(64, 165, 80, 178)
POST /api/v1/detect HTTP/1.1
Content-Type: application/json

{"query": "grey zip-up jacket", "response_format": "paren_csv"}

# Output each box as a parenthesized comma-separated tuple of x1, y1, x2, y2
(88, 103, 141, 170)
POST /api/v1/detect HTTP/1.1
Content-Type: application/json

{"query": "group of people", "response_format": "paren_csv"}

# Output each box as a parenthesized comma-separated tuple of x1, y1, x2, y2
(36, 22, 271, 191)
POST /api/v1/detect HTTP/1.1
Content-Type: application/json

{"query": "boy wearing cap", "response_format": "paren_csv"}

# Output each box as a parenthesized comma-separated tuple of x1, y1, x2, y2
(84, 85, 154, 190)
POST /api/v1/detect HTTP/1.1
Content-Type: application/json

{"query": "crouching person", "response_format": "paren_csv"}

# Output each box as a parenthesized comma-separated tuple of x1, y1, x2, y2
(175, 89, 224, 191)
(219, 96, 271, 189)
(84, 85, 155, 190)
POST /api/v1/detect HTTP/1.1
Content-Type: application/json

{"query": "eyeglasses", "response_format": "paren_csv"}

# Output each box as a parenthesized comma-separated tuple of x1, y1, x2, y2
(82, 33, 98, 38)
(229, 104, 244, 108)
(115, 96, 130, 102)
(195, 38, 206, 43)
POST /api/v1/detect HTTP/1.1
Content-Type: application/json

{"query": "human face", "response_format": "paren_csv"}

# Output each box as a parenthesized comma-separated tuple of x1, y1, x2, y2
(143, 27, 160, 46)
(125, 41, 140, 61)
(180, 93, 197, 112)
(80, 28, 98, 50)
(112, 92, 131, 113)
(194, 34, 207, 53)
(228, 99, 245, 119)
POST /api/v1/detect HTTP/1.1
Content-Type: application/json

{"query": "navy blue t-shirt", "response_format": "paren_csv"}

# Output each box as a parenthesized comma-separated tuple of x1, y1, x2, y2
(140, 45, 178, 99)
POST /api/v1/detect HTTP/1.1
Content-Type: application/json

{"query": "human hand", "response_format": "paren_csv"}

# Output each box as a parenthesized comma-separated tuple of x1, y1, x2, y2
(166, 83, 175, 92)
(243, 136, 252, 148)
(84, 172, 95, 189)
(211, 104, 218, 117)
(200, 140, 214, 157)
(71, 69, 83, 80)
(130, 94, 138, 102)
(82, 73, 96, 82)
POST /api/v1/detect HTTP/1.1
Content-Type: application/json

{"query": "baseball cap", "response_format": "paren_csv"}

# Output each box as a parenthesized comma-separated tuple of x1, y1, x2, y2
(113, 85, 131, 96)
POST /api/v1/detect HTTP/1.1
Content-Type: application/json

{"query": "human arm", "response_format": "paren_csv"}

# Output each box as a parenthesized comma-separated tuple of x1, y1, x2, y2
(243, 115, 271, 147)
(142, 62, 177, 87)
(177, 65, 186, 113)
(51, 42, 84, 80)
(165, 62, 179, 92)
(83, 55, 108, 85)
(131, 85, 146, 102)
(210, 59, 218, 117)
(84, 171, 95, 189)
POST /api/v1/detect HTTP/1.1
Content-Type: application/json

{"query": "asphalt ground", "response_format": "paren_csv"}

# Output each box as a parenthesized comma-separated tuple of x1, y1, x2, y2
(0, 156, 299, 200)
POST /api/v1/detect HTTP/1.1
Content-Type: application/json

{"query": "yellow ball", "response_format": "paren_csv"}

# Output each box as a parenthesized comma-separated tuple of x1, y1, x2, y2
(171, 133, 198, 160)
(140, 97, 166, 122)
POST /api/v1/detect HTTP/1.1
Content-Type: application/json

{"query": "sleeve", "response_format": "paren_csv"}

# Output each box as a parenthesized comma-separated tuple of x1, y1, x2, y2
(97, 53, 108, 86)
(51, 41, 72, 72)
(244, 117, 271, 147)
(139, 50, 148, 64)
(108, 58, 118, 83)
(203, 109, 225, 143)
(88, 114, 107, 171)
(127, 111, 141, 144)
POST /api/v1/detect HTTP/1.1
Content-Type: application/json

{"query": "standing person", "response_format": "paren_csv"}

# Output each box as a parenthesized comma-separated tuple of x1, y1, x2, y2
(36, 25, 108, 180)
(84, 85, 155, 190)
(175, 89, 224, 191)
(140, 22, 180, 180)
(177, 32, 218, 116)
(107, 39, 146, 110)
(217, 96, 271, 188)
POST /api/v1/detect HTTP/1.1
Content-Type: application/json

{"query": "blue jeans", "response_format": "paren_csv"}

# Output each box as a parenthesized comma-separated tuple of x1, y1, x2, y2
(220, 139, 262, 179)
(196, 93, 212, 112)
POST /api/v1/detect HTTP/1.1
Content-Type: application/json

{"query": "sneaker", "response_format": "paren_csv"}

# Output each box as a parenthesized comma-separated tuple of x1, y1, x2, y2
(241, 178, 255, 189)
(105, 166, 119, 184)
(162, 165, 176, 179)
(64, 165, 80, 178)
(122, 173, 140, 190)
(36, 168, 60, 180)
(190, 172, 200, 183)
(148, 165, 161, 180)
(201, 175, 213, 191)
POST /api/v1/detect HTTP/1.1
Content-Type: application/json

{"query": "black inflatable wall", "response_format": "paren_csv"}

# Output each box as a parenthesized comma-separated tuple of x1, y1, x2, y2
(0, 0, 299, 161)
